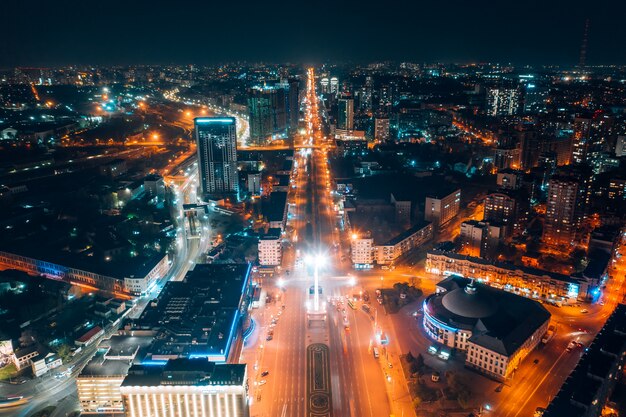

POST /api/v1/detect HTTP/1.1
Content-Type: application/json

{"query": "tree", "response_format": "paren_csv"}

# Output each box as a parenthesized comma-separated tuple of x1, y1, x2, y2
(56, 344, 72, 363)
(415, 353, 425, 372)
(405, 351, 415, 363)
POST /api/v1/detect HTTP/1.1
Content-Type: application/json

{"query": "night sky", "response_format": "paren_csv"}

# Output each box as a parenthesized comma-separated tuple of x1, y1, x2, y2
(2, 0, 625, 67)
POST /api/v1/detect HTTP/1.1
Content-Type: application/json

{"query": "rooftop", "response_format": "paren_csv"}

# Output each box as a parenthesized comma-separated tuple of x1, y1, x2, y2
(426, 276, 551, 356)
(121, 358, 246, 387)
(132, 263, 251, 362)
(428, 249, 581, 284)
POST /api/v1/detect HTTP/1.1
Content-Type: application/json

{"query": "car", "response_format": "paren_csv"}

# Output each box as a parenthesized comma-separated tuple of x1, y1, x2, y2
(388, 362, 393, 368)
(580, 309, 589, 314)
(533, 359, 539, 364)
(261, 371, 269, 377)
(534, 407, 546, 417)
(266, 335, 273, 341)
(431, 371, 440, 382)
(258, 380, 267, 386)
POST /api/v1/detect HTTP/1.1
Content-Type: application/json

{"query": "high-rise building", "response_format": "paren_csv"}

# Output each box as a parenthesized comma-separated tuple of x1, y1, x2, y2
(337, 95, 354, 131)
(247, 171, 261, 195)
(486, 87, 521, 116)
(571, 112, 615, 167)
(483, 191, 527, 237)
(287, 78, 300, 133)
(195, 117, 239, 200)
(248, 86, 288, 145)
(330, 77, 339, 96)
(522, 82, 548, 114)
(320, 77, 330, 94)
(374, 118, 390, 141)
(120, 359, 249, 417)
(543, 167, 591, 248)
(615, 135, 626, 157)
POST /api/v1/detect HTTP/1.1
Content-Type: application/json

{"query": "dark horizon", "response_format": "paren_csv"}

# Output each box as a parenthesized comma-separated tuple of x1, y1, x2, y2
(2, 0, 626, 68)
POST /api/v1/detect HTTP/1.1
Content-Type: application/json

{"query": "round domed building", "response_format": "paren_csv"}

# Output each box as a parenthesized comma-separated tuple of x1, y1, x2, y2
(423, 276, 550, 381)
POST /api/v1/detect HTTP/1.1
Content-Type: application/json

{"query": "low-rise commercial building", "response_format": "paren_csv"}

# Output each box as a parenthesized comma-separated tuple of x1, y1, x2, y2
(128, 264, 252, 364)
(350, 222, 433, 267)
(76, 335, 153, 414)
(0, 251, 170, 297)
(425, 250, 595, 302)
(120, 358, 249, 417)
(375, 221, 433, 265)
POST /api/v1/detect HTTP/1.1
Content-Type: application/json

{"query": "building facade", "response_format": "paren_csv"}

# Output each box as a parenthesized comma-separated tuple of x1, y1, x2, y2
(424, 189, 461, 227)
(337, 95, 354, 130)
(258, 229, 282, 266)
(120, 359, 249, 417)
(422, 277, 550, 381)
(425, 250, 595, 302)
(195, 117, 239, 200)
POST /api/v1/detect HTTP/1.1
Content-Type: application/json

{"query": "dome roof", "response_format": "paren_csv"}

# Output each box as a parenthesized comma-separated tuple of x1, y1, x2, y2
(441, 283, 497, 319)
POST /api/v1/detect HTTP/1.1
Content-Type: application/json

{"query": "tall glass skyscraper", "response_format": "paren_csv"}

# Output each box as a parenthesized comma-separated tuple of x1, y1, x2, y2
(194, 117, 239, 199)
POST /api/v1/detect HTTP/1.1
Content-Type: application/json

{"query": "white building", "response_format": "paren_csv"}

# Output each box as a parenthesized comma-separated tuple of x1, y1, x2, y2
(76, 335, 153, 414)
(247, 172, 262, 195)
(350, 222, 433, 267)
(120, 359, 249, 417)
(350, 235, 375, 266)
(423, 277, 550, 381)
(258, 228, 282, 266)
(425, 189, 461, 227)
(124, 254, 170, 295)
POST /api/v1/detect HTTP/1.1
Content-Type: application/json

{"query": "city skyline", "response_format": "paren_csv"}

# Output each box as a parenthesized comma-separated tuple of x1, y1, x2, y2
(1, 7, 626, 416)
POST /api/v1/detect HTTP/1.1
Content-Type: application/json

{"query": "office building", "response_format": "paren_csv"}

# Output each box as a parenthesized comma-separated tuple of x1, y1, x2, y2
(486, 87, 520, 116)
(374, 118, 390, 141)
(423, 276, 550, 381)
(195, 117, 239, 200)
(120, 359, 249, 417)
(337, 95, 354, 130)
(247, 86, 288, 145)
(424, 188, 461, 227)
(258, 228, 282, 266)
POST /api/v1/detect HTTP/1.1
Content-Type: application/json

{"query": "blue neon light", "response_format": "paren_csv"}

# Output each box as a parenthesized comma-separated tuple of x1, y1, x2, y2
(195, 118, 234, 124)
